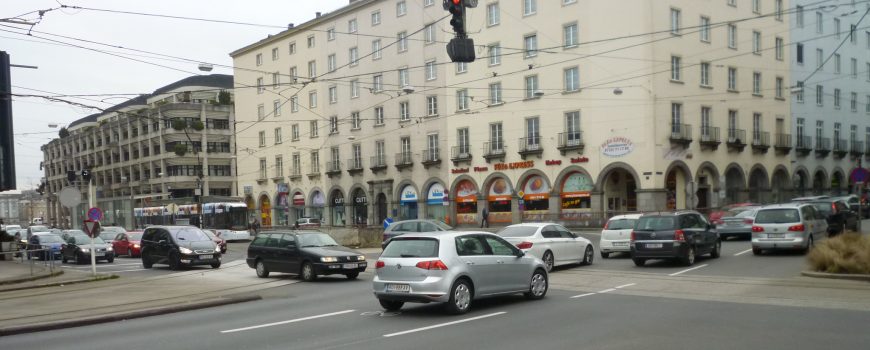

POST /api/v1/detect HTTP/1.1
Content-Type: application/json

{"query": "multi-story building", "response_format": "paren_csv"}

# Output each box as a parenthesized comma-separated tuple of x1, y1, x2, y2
(0, 190, 22, 226)
(41, 75, 236, 229)
(790, 1, 870, 196)
(231, 0, 793, 228)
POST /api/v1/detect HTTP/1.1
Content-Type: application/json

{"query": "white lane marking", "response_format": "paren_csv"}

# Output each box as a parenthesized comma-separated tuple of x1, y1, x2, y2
(614, 283, 636, 289)
(220, 310, 356, 334)
(668, 264, 709, 276)
(383, 312, 507, 338)
(108, 269, 148, 273)
(569, 293, 596, 299)
(734, 249, 753, 256)
(597, 288, 616, 293)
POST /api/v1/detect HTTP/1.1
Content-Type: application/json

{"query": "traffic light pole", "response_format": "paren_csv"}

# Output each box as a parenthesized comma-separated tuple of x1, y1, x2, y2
(88, 179, 97, 277)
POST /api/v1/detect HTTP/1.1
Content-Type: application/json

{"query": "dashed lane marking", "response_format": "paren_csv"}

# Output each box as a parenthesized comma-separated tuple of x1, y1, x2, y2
(570, 293, 596, 299)
(570, 283, 636, 298)
(734, 249, 753, 256)
(668, 264, 709, 276)
(220, 309, 356, 334)
(383, 312, 507, 338)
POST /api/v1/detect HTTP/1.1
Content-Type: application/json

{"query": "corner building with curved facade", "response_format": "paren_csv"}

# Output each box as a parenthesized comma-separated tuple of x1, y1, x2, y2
(232, 0, 795, 228)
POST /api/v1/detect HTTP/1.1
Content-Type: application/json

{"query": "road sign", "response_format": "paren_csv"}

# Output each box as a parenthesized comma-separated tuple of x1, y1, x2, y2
(82, 220, 101, 238)
(850, 168, 869, 183)
(87, 207, 103, 221)
(58, 187, 81, 208)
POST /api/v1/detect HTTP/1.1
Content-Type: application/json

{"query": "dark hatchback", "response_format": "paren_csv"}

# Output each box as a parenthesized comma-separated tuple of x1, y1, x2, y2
(805, 200, 858, 235)
(630, 211, 721, 267)
(140, 226, 222, 270)
(247, 231, 367, 281)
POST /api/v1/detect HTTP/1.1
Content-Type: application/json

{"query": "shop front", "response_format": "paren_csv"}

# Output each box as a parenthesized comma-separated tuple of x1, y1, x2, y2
(292, 191, 305, 222)
(399, 185, 418, 220)
(259, 194, 272, 227)
(275, 183, 290, 226)
(245, 194, 256, 222)
(487, 178, 513, 224)
(310, 190, 325, 222)
(454, 179, 478, 225)
(520, 175, 550, 221)
(352, 188, 368, 225)
(426, 183, 447, 223)
(331, 189, 345, 226)
(560, 172, 594, 220)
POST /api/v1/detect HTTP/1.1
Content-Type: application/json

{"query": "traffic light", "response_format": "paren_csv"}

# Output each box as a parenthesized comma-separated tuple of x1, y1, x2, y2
(81, 169, 91, 182)
(445, 0, 466, 36)
(443, 0, 477, 63)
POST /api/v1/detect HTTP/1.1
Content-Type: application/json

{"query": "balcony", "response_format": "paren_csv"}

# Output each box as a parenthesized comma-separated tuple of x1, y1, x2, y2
(726, 129, 747, 152)
(751, 132, 770, 153)
(271, 174, 284, 182)
(832, 139, 848, 158)
(795, 135, 812, 156)
(517, 136, 543, 159)
(482, 142, 506, 162)
(698, 126, 721, 151)
(325, 161, 342, 177)
(557, 132, 584, 155)
(450, 146, 472, 165)
(814, 137, 831, 157)
(774, 133, 792, 155)
(370, 155, 387, 172)
(256, 175, 268, 184)
(669, 123, 692, 147)
(395, 152, 413, 170)
(307, 165, 321, 179)
(346, 158, 364, 175)
(851, 141, 865, 157)
(288, 169, 302, 181)
(422, 149, 441, 168)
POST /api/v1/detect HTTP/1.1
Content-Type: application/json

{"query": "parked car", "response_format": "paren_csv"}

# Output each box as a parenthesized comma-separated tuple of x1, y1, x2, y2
(717, 206, 760, 240)
(294, 217, 322, 229)
(203, 229, 227, 254)
(26, 225, 50, 240)
(382, 219, 453, 248)
(247, 231, 366, 281)
(708, 203, 759, 226)
(496, 223, 594, 271)
(831, 195, 868, 216)
(751, 203, 827, 255)
(373, 231, 548, 314)
(26, 233, 64, 260)
(630, 211, 721, 267)
(3, 224, 22, 232)
(60, 229, 86, 241)
(61, 234, 115, 264)
(802, 199, 858, 235)
(99, 226, 126, 243)
(791, 195, 831, 202)
(112, 231, 144, 257)
(599, 214, 642, 258)
(140, 226, 222, 270)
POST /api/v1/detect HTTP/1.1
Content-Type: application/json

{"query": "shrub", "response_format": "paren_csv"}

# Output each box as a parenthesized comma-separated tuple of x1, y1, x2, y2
(173, 143, 188, 156)
(190, 120, 204, 131)
(807, 233, 870, 274)
(172, 119, 187, 131)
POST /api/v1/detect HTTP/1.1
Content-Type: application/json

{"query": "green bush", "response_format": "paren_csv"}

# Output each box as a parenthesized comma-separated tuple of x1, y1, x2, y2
(807, 233, 870, 274)
(173, 143, 188, 156)
(172, 119, 188, 131)
(190, 120, 204, 131)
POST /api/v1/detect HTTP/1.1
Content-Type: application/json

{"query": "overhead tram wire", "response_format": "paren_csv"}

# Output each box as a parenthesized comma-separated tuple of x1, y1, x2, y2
(799, 6, 870, 85)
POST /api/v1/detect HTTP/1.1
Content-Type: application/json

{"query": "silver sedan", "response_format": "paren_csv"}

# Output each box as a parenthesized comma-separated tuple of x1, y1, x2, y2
(373, 231, 548, 314)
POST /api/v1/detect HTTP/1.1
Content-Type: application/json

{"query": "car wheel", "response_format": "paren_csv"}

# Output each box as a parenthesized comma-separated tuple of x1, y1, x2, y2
(681, 246, 696, 266)
(127, 248, 132, 257)
(107, 256, 114, 263)
(600, 251, 610, 259)
(632, 258, 646, 267)
(168, 252, 181, 270)
(301, 262, 317, 281)
(142, 250, 153, 269)
(581, 246, 594, 266)
(211, 261, 221, 269)
(445, 279, 473, 315)
(542, 251, 555, 272)
(752, 246, 762, 255)
(378, 299, 403, 311)
(346, 272, 359, 280)
(710, 240, 721, 258)
(524, 269, 548, 300)
(255, 259, 270, 278)
(802, 235, 814, 254)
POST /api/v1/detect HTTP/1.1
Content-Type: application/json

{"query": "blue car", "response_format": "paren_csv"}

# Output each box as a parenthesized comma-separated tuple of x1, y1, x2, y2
(27, 233, 65, 261)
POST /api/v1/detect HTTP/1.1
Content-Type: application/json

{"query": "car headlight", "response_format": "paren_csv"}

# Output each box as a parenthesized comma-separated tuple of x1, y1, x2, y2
(133, 244, 140, 248)
(357, 255, 366, 261)
(106, 246, 113, 251)
(80, 248, 89, 253)
(321, 257, 338, 263)
(179, 247, 193, 254)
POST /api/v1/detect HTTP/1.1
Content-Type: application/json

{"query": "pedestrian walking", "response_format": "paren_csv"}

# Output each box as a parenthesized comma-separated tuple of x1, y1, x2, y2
(481, 207, 489, 228)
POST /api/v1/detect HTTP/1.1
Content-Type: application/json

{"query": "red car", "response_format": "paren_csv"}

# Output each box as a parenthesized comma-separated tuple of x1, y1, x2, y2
(204, 230, 228, 254)
(112, 231, 144, 257)
(708, 203, 759, 225)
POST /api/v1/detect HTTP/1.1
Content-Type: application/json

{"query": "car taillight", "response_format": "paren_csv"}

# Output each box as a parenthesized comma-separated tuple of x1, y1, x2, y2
(674, 230, 686, 242)
(603, 222, 609, 230)
(743, 218, 754, 225)
(375, 261, 385, 269)
(630, 231, 636, 241)
(752, 226, 764, 232)
(415, 260, 448, 270)
(516, 241, 533, 249)
(788, 224, 805, 232)
(831, 203, 837, 213)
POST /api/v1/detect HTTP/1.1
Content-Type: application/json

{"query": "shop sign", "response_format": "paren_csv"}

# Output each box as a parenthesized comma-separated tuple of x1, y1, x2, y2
(522, 175, 550, 200)
(354, 196, 367, 204)
(451, 168, 469, 174)
(474, 166, 489, 172)
(276, 183, 289, 193)
(292, 192, 305, 206)
(570, 156, 589, 163)
(488, 178, 512, 201)
(276, 193, 289, 208)
(455, 180, 478, 203)
(333, 197, 344, 205)
(545, 160, 562, 166)
(600, 137, 634, 157)
(493, 161, 534, 171)
(243, 185, 253, 195)
(311, 191, 325, 207)
(427, 183, 446, 205)
(401, 186, 418, 203)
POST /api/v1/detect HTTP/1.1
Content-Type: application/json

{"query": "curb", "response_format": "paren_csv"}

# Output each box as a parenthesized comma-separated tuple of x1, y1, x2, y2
(0, 294, 262, 336)
(0, 270, 64, 286)
(0, 274, 117, 293)
(801, 270, 870, 282)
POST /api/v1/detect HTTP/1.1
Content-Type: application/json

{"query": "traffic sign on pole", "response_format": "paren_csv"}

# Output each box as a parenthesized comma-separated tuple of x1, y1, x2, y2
(82, 220, 101, 238)
(87, 207, 103, 222)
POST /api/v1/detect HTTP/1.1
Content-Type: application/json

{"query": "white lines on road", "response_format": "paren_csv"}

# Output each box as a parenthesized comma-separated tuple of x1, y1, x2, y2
(614, 283, 637, 289)
(569, 293, 596, 299)
(383, 312, 507, 338)
(668, 264, 709, 276)
(597, 288, 616, 293)
(570, 283, 636, 298)
(734, 249, 753, 256)
(220, 309, 356, 334)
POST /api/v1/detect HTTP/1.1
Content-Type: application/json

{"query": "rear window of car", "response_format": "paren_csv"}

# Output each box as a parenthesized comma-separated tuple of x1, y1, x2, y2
(606, 219, 636, 230)
(497, 226, 538, 237)
(734, 210, 756, 218)
(381, 238, 439, 258)
(809, 202, 833, 215)
(636, 216, 677, 230)
(755, 209, 801, 224)
(128, 233, 143, 241)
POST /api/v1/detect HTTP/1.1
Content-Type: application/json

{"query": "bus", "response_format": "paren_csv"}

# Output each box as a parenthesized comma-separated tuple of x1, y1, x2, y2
(134, 202, 250, 241)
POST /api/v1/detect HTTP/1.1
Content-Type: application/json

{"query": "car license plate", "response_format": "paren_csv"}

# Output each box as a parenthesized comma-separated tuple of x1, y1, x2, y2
(612, 242, 628, 247)
(386, 284, 410, 293)
(768, 234, 785, 239)
(342, 263, 357, 269)
(645, 243, 663, 249)
(95, 252, 105, 257)
(199, 255, 212, 260)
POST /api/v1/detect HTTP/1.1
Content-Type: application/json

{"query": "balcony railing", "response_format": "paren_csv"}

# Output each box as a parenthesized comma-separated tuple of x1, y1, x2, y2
(307, 165, 320, 178)
(851, 141, 864, 157)
(815, 137, 831, 157)
(557, 131, 584, 155)
(726, 129, 747, 152)
(699, 126, 721, 150)
(833, 139, 848, 158)
(422, 148, 441, 167)
(451, 146, 472, 164)
(288, 168, 302, 181)
(346, 158, 364, 175)
(395, 152, 413, 170)
(325, 161, 342, 176)
(482, 141, 506, 162)
(669, 123, 692, 146)
(370, 155, 387, 172)
(518, 136, 543, 158)
(795, 135, 812, 155)
(774, 133, 792, 154)
(751, 131, 770, 153)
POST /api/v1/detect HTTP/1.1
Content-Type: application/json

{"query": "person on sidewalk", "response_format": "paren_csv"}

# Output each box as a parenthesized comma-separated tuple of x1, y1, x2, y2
(480, 207, 489, 228)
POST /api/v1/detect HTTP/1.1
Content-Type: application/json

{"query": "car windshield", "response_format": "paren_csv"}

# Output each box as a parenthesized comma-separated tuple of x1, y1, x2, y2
(496, 226, 539, 237)
(65, 230, 85, 235)
(74, 235, 105, 244)
(636, 216, 677, 230)
(203, 231, 217, 239)
(381, 238, 439, 258)
(30, 226, 49, 232)
(607, 219, 636, 230)
(298, 233, 339, 247)
(128, 233, 143, 241)
(735, 210, 756, 218)
(99, 233, 115, 240)
(298, 218, 320, 224)
(38, 235, 64, 243)
(755, 209, 801, 224)
(172, 228, 211, 242)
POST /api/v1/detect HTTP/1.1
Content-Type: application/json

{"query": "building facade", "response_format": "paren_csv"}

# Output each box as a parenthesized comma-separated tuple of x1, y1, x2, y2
(232, 0, 794, 228)
(41, 75, 236, 229)
(0, 190, 22, 226)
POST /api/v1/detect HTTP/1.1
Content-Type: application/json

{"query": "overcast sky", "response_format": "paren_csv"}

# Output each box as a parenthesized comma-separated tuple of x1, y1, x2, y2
(2, 0, 349, 190)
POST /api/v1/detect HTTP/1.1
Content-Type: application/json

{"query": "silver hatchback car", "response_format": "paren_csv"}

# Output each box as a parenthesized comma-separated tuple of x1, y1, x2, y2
(373, 231, 549, 314)
(751, 203, 827, 255)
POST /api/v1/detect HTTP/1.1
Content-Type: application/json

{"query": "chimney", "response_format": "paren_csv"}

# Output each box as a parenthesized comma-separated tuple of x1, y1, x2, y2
(315, 12, 321, 18)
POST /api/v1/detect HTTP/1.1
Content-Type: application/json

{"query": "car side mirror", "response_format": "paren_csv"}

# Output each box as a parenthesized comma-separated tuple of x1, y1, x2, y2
(515, 250, 525, 258)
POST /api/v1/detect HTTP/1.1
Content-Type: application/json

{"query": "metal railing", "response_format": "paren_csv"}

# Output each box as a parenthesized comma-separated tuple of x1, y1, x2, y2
(752, 131, 770, 146)
(815, 137, 831, 151)
(422, 149, 440, 163)
(726, 129, 746, 144)
(482, 142, 506, 157)
(395, 152, 413, 166)
(0, 245, 61, 276)
(518, 136, 542, 153)
(795, 135, 812, 149)
(326, 160, 342, 173)
(699, 126, 720, 143)
(775, 133, 792, 148)
(451, 146, 472, 160)
(370, 155, 387, 168)
(558, 131, 584, 148)
(346, 158, 363, 170)
(669, 123, 692, 141)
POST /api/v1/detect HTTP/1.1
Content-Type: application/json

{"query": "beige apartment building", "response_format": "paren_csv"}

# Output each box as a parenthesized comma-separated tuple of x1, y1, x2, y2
(41, 75, 236, 229)
(231, 0, 792, 228)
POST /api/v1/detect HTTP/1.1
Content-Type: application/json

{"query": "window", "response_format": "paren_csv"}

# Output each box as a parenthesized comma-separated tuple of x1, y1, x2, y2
(775, 0, 782, 21)
(817, 49, 824, 69)
(258, 131, 266, 147)
(524, 0, 537, 16)
(834, 88, 841, 109)
(670, 8, 681, 35)
(291, 124, 299, 141)
(817, 12, 824, 33)
(425, 60, 437, 80)
(671, 103, 682, 131)
(375, 141, 385, 163)
(835, 54, 841, 74)
(489, 82, 502, 104)
(835, 18, 841, 39)
(867, 95, 870, 113)
(397, 32, 408, 52)
(424, 0, 434, 6)
(752, 72, 762, 95)
(292, 153, 300, 174)
(795, 5, 803, 26)
(290, 96, 299, 112)
(399, 101, 410, 121)
(427, 133, 439, 159)
(797, 118, 805, 139)
(851, 92, 858, 111)
(526, 117, 540, 147)
(427, 96, 438, 116)
(258, 104, 265, 119)
(728, 24, 737, 49)
(867, 63, 870, 81)
(564, 67, 580, 92)
(456, 62, 468, 74)
(424, 23, 435, 43)
(373, 75, 383, 92)
(350, 80, 359, 98)
(487, 2, 500, 26)
(796, 43, 804, 64)
(525, 75, 539, 99)
(371, 10, 381, 26)
(400, 137, 411, 159)
(327, 54, 336, 73)
(816, 121, 824, 142)
(348, 18, 357, 33)
(308, 60, 316, 78)
(775, 77, 784, 99)
(752, 31, 761, 54)
(398, 68, 409, 87)
(256, 53, 262, 66)
(397, 1, 406, 16)
(307, 35, 315, 48)
(752, 113, 762, 142)
(351, 112, 361, 129)
(327, 28, 335, 41)
(310, 151, 320, 172)
(457, 128, 470, 154)
(308, 91, 317, 108)
(488, 43, 501, 66)
(849, 24, 857, 44)
(671, 56, 682, 81)
(565, 111, 581, 145)
(728, 110, 738, 140)
(256, 77, 264, 94)
(273, 100, 281, 116)
(259, 158, 267, 179)
(524, 34, 538, 58)
(775, 37, 783, 60)
(850, 58, 857, 78)
(816, 85, 824, 106)
(753, 0, 762, 13)
(349, 47, 359, 66)
(310, 120, 319, 138)
(372, 39, 382, 60)
(490, 123, 504, 151)
(796, 81, 804, 102)
(351, 144, 362, 168)
(271, 47, 279, 60)
(272, 72, 279, 88)
(328, 86, 337, 104)
(374, 107, 384, 125)
(329, 116, 339, 134)
(274, 156, 283, 177)
(700, 16, 710, 42)
(289, 42, 296, 54)
(457, 89, 469, 111)
(700, 62, 710, 86)
(564, 23, 579, 48)
(289, 66, 297, 80)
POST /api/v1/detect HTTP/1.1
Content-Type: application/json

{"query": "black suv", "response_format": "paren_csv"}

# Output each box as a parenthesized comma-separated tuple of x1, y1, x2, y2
(630, 211, 721, 267)
(805, 199, 858, 235)
(140, 226, 222, 270)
